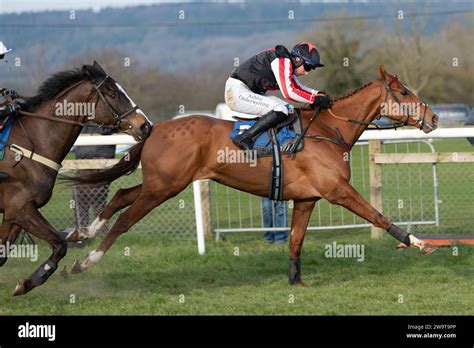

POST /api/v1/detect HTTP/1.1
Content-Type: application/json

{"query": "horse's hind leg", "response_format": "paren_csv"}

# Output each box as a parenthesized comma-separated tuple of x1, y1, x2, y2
(288, 199, 317, 286)
(326, 181, 436, 254)
(66, 184, 142, 242)
(71, 184, 186, 273)
(13, 203, 67, 296)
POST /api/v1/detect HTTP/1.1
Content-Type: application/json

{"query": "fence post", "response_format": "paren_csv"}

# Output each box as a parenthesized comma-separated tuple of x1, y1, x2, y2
(193, 181, 206, 255)
(199, 180, 212, 238)
(368, 139, 384, 239)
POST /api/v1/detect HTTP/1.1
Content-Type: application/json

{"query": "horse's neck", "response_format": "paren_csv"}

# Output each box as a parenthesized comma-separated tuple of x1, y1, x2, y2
(22, 85, 90, 164)
(325, 81, 384, 147)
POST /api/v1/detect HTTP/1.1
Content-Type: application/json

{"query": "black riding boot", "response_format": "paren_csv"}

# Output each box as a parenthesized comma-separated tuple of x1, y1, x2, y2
(232, 110, 287, 151)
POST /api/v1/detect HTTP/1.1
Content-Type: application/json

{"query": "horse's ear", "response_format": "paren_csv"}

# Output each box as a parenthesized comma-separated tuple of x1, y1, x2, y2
(93, 61, 106, 75)
(82, 64, 95, 80)
(82, 64, 103, 82)
(379, 64, 387, 79)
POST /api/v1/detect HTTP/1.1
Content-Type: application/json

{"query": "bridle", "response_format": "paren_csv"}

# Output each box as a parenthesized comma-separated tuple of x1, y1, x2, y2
(93, 75, 139, 130)
(377, 76, 429, 129)
(19, 75, 138, 131)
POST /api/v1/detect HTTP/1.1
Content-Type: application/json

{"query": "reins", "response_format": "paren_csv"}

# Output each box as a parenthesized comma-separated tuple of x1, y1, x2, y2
(18, 79, 96, 127)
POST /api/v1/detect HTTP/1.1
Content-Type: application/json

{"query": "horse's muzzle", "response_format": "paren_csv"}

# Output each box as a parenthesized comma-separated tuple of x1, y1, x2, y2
(140, 121, 152, 139)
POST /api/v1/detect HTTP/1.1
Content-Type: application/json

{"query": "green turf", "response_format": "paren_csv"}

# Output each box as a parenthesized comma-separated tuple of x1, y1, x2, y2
(0, 229, 472, 315)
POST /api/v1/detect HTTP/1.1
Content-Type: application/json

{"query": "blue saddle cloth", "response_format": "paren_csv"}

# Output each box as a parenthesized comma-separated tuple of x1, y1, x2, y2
(0, 117, 14, 158)
(230, 120, 296, 150)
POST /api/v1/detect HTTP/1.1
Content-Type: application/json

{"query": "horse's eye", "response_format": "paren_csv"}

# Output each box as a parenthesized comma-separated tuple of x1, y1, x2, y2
(401, 90, 408, 96)
(111, 93, 117, 99)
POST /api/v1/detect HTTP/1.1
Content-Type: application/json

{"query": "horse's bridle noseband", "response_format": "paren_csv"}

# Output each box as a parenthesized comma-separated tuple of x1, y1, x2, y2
(379, 76, 429, 129)
(93, 75, 139, 130)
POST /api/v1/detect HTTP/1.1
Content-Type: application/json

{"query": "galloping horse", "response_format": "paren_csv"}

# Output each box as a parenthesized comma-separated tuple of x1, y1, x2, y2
(0, 61, 152, 295)
(66, 65, 438, 286)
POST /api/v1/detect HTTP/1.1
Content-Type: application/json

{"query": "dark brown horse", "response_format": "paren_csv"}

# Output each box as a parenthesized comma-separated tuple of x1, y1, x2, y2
(66, 65, 438, 286)
(0, 61, 152, 295)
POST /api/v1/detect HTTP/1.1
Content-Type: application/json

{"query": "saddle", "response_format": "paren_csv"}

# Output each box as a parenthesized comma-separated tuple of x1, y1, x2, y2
(231, 110, 305, 157)
(230, 110, 305, 201)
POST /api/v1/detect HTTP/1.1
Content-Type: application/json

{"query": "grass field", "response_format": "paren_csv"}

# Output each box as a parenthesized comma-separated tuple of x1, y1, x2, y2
(0, 228, 472, 315)
(0, 138, 472, 314)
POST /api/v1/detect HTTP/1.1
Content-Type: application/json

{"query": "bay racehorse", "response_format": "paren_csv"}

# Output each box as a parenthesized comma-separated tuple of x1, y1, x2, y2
(66, 65, 438, 286)
(0, 61, 152, 295)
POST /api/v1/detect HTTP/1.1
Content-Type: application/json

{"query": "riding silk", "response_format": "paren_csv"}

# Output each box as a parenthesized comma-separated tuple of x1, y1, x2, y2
(231, 45, 319, 103)
(0, 116, 13, 159)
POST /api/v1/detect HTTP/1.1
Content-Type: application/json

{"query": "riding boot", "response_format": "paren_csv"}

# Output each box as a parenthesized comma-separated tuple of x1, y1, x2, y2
(232, 110, 287, 151)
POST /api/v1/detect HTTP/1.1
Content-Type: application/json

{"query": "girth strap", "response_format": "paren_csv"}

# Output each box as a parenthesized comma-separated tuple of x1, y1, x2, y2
(9, 144, 62, 171)
(268, 128, 283, 201)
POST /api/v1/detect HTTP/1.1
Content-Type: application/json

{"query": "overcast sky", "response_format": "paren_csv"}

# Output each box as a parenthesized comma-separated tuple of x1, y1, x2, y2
(0, 0, 351, 15)
(0, 0, 203, 14)
(0, 0, 262, 14)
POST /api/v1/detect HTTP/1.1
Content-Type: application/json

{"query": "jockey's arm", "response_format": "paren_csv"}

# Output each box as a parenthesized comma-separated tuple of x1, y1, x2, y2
(270, 57, 317, 104)
(294, 76, 320, 96)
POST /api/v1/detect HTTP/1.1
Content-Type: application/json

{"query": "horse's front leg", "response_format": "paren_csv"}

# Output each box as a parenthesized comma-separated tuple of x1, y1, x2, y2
(325, 180, 436, 254)
(289, 199, 318, 286)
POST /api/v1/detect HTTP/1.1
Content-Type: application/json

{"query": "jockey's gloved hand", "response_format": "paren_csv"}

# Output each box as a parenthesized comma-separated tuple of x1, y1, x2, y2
(314, 95, 332, 109)
(9, 89, 19, 99)
(5, 102, 21, 116)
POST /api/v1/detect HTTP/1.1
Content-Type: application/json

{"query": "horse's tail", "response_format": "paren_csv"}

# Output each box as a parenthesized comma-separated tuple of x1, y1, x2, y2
(61, 141, 145, 186)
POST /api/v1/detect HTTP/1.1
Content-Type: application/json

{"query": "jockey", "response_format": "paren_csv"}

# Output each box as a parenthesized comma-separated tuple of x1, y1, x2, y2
(226, 41, 332, 151)
(0, 41, 21, 128)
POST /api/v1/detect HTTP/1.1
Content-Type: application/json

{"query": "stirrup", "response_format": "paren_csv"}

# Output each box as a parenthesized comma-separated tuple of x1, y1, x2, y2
(232, 133, 254, 151)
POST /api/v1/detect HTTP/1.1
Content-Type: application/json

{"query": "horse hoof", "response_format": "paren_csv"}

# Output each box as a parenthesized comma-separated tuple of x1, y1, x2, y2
(66, 230, 82, 242)
(289, 280, 307, 287)
(396, 242, 409, 250)
(60, 265, 68, 279)
(421, 243, 437, 255)
(13, 280, 27, 296)
(70, 260, 82, 274)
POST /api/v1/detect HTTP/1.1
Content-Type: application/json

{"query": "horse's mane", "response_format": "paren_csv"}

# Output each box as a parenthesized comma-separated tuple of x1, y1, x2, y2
(331, 81, 374, 103)
(25, 65, 104, 110)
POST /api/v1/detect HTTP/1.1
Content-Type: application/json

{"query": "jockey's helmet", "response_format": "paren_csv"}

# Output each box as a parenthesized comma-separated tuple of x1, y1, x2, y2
(291, 41, 324, 71)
